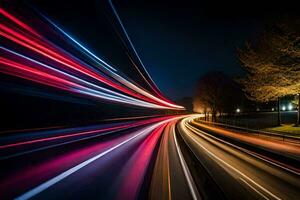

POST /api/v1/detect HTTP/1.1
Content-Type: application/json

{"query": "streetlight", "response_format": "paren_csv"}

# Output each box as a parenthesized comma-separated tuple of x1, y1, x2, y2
(288, 103, 293, 111)
(282, 106, 286, 111)
(234, 108, 241, 126)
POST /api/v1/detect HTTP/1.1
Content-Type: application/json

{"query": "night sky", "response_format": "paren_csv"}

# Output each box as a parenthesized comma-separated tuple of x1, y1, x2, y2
(115, 0, 298, 99)
(16, 0, 300, 100)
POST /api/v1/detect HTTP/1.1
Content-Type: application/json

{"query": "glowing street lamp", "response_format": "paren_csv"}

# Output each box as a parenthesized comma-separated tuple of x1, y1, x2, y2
(288, 103, 293, 111)
(236, 108, 240, 113)
(282, 106, 286, 111)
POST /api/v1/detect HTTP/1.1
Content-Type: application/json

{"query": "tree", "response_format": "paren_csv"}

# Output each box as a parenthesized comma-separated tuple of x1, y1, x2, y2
(193, 71, 241, 122)
(193, 96, 211, 121)
(238, 17, 300, 125)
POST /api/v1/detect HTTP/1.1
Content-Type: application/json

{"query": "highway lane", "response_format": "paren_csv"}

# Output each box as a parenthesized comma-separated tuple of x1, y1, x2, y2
(190, 120, 300, 173)
(0, 116, 178, 199)
(178, 116, 300, 200)
(149, 120, 200, 200)
(2, 114, 299, 200)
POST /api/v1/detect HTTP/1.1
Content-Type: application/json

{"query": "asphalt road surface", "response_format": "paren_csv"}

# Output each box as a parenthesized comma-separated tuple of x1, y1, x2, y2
(1, 115, 299, 200)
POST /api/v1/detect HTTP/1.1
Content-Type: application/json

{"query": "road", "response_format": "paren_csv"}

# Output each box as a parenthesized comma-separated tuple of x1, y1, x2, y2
(178, 116, 300, 200)
(0, 116, 178, 199)
(1, 115, 299, 199)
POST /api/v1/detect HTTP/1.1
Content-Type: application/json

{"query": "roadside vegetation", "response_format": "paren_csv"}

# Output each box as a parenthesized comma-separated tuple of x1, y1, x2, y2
(194, 16, 300, 134)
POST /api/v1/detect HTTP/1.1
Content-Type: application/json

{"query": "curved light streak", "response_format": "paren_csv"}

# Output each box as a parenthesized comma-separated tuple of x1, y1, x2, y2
(1, 8, 184, 110)
(41, 17, 183, 109)
(0, 47, 171, 109)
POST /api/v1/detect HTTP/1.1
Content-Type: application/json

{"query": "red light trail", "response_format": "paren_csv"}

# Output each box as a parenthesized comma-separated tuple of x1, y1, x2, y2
(1, 8, 184, 110)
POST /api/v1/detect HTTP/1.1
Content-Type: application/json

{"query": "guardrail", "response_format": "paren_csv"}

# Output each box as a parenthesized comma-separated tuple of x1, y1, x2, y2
(192, 118, 300, 144)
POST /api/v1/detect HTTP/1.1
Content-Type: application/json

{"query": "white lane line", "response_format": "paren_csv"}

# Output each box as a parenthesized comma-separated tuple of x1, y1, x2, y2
(15, 123, 162, 200)
(187, 122, 300, 176)
(172, 125, 200, 200)
(182, 119, 282, 200)
(239, 178, 269, 200)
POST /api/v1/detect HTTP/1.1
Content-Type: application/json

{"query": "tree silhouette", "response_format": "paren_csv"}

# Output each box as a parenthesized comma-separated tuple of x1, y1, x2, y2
(194, 71, 241, 122)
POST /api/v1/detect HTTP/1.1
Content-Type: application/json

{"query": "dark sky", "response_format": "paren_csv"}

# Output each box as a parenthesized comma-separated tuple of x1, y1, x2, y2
(116, 1, 262, 99)
(22, 0, 299, 100)
(115, 0, 298, 99)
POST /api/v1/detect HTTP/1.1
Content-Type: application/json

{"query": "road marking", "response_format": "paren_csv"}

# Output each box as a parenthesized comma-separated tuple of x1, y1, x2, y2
(165, 125, 172, 200)
(182, 118, 281, 200)
(15, 122, 162, 200)
(239, 178, 269, 200)
(188, 122, 300, 176)
(172, 125, 200, 200)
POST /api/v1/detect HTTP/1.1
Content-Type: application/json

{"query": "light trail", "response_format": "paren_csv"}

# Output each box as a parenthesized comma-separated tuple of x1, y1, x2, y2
(1, 25, 145, 99)
(190, 120, 300, 174)
(0, 116, 170, 150)
(116, 123, 167, 200)
(0, 8, 41, 38)
(108, 0, 159, 92)
(40, 17, 183, 109)
(108, 0, 175, 103)
(172, 124, 200, 200)
(191, 121, 300, 157)
(41, 16, 117, 72)
(0, 47, 174, 109)
(14, 117, 176, 200)
(180, 116, 285, 200)
(0, 58, 142, 107)
(1, 8, 184, 110)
